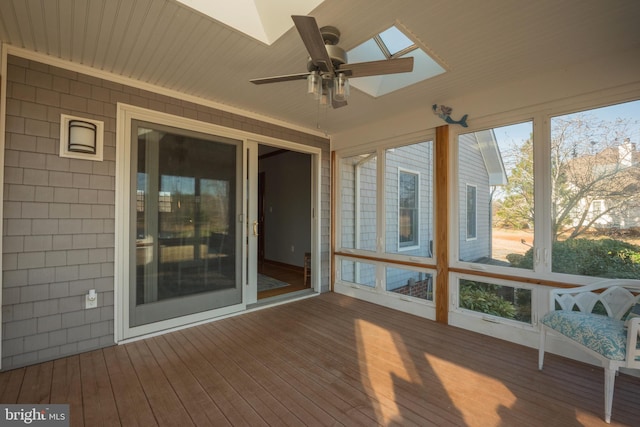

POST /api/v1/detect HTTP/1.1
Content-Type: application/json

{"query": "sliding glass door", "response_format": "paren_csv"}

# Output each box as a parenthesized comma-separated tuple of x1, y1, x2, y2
(130, 120, 243, 327)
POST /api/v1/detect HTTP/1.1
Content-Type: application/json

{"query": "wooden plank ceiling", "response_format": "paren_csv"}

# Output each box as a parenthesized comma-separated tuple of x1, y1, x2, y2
(0, 0, 639, 135)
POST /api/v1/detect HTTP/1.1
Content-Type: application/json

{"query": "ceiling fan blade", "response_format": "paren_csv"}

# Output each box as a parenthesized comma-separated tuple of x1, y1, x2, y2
(332, 98, 348, 109)
(250, 72, 310, 85)
(292, 15, 335, 74)
(340, 57, 414, 78)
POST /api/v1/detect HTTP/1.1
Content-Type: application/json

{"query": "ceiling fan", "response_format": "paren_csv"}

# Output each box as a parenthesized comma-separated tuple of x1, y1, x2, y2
(250, 15, 414, 109)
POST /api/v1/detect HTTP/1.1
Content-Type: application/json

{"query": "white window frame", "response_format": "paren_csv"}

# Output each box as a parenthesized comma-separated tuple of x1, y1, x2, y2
(334, 131, 436, 320)
(591, 199, 603, 216)
(398, 167, 420, 251)
(448, 90, 640, 358)
(452, 92, 640, 286)
(335, 254, 437, 320)
(449, 272, 541, 348)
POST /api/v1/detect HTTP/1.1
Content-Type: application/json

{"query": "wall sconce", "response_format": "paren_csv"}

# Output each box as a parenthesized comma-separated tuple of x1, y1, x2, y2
(60, 114, 104, 161)
(68, 120, 97, 154)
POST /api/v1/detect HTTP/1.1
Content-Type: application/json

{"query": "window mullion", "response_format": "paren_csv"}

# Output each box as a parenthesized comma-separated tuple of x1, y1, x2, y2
(377, 147, 386, 254)
(533, 113, 552, 274)
(373, 35, 392, 59)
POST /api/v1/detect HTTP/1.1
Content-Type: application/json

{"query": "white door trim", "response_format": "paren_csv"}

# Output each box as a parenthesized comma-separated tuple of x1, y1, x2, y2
(114, 103, 322, 342)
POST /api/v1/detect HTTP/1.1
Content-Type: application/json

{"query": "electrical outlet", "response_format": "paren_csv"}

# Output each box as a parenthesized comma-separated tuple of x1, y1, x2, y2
(291, 245, 295, 252)
(86, 289, 98, 309)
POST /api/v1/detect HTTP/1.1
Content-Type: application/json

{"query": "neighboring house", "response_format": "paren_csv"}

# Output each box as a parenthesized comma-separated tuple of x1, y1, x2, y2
(565, 138, 640, 232)
(458, 129, 508, 263)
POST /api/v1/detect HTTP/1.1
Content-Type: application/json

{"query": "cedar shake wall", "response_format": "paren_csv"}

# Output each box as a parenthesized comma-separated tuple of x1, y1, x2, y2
(2, 55, 330, 370)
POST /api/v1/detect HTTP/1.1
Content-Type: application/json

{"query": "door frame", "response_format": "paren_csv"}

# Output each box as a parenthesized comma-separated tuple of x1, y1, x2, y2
(115, 104, 322, 342)
(245, 140, 320, 304)
(258, 171, 266, 265)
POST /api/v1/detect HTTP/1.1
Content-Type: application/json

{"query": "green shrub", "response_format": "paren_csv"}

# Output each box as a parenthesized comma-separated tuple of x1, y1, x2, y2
(459, 280, 516, 319)
(509, 238, 640, 279)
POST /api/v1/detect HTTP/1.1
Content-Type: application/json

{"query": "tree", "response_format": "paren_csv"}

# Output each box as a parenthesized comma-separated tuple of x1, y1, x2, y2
(552, 114, 640, 240)
(494, 113, 640, 241)
(494, 136, 534, 230)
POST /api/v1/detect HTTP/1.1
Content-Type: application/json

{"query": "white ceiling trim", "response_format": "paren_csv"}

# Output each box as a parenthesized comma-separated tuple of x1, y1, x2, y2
(2, 44, 327, 138)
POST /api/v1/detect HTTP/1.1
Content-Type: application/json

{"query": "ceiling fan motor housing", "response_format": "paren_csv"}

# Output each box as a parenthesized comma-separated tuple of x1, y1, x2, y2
(306, 26, 347, 72)
(307, 44, 347, 72)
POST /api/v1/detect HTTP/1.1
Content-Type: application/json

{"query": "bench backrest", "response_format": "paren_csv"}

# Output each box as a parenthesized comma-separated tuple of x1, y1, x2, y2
(550, 280, 640, 320)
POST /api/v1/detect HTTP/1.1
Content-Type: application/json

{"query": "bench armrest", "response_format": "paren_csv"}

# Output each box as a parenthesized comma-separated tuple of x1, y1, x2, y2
(627, 317, 640, 367)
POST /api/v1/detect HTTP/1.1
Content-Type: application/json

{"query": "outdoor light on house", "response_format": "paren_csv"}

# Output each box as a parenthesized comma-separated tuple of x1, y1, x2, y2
(67, 119, 98, 154)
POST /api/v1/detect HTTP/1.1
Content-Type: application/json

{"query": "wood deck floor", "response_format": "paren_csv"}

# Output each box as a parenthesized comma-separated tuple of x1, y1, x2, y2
(1, 293, 638, 426)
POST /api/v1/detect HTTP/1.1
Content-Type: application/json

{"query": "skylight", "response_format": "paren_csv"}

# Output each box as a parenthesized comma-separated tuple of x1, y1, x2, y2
(175, 0, 325, 45)
(347, 25, 446, 97)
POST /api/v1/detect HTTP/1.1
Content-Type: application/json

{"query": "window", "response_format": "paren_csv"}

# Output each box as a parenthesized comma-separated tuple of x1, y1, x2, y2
(591, 200, 603, 217)
(457, 278, 532, 325)
(340, 152, 377, 252)
(456, 99, 640, 281)
(458, 122, 533, 269)
(399, 169, 419, 248)
(335, 137, 436, 316)
(173, 0, 324, 45)
(340, 259, 377, 288)
(451, 100, 640, 346)
(466, 184, 477, 240)
(347, 24, 446, 97)
(550, 100, 640, 279)
(386, 266, 433, 301)
(385, 141, 433, 258)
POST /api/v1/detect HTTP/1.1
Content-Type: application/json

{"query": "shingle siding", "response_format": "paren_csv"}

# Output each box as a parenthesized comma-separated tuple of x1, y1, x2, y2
(458, 133, 491, 262)
(2, 55, 330, 370)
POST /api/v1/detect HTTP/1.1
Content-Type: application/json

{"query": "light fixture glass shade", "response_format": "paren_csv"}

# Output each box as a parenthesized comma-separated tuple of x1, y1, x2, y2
(320, 83, 332, 106)
(307, 71, 321, 99)
(68, 120, 97, 154)
(333, 72, 350, 102)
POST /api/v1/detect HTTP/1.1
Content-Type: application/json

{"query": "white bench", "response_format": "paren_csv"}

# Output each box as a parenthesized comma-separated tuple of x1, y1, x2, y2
(538, 280, 640, 423)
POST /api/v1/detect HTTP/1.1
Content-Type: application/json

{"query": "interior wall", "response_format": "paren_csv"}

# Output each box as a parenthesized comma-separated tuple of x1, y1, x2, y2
(1, 53, 330, 370)
(259, 151, 312, 267)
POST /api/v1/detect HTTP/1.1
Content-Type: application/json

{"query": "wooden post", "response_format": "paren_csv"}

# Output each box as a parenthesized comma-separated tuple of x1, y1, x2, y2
(435, 125, 450, 324)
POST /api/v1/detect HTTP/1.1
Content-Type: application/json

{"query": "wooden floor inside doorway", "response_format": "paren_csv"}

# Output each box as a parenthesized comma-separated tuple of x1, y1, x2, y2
(257, 260, 309, 299)
(1, 292, 638, 426)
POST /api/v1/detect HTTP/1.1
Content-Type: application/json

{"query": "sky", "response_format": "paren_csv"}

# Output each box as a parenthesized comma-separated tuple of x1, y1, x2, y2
(493, 99, 640, 168)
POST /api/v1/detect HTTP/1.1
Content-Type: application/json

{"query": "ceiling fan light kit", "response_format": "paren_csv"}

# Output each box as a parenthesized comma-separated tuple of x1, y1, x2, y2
(334, 72, 349, 102)
(251, 15, 414, 109)
(307, 71, 322, 99)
